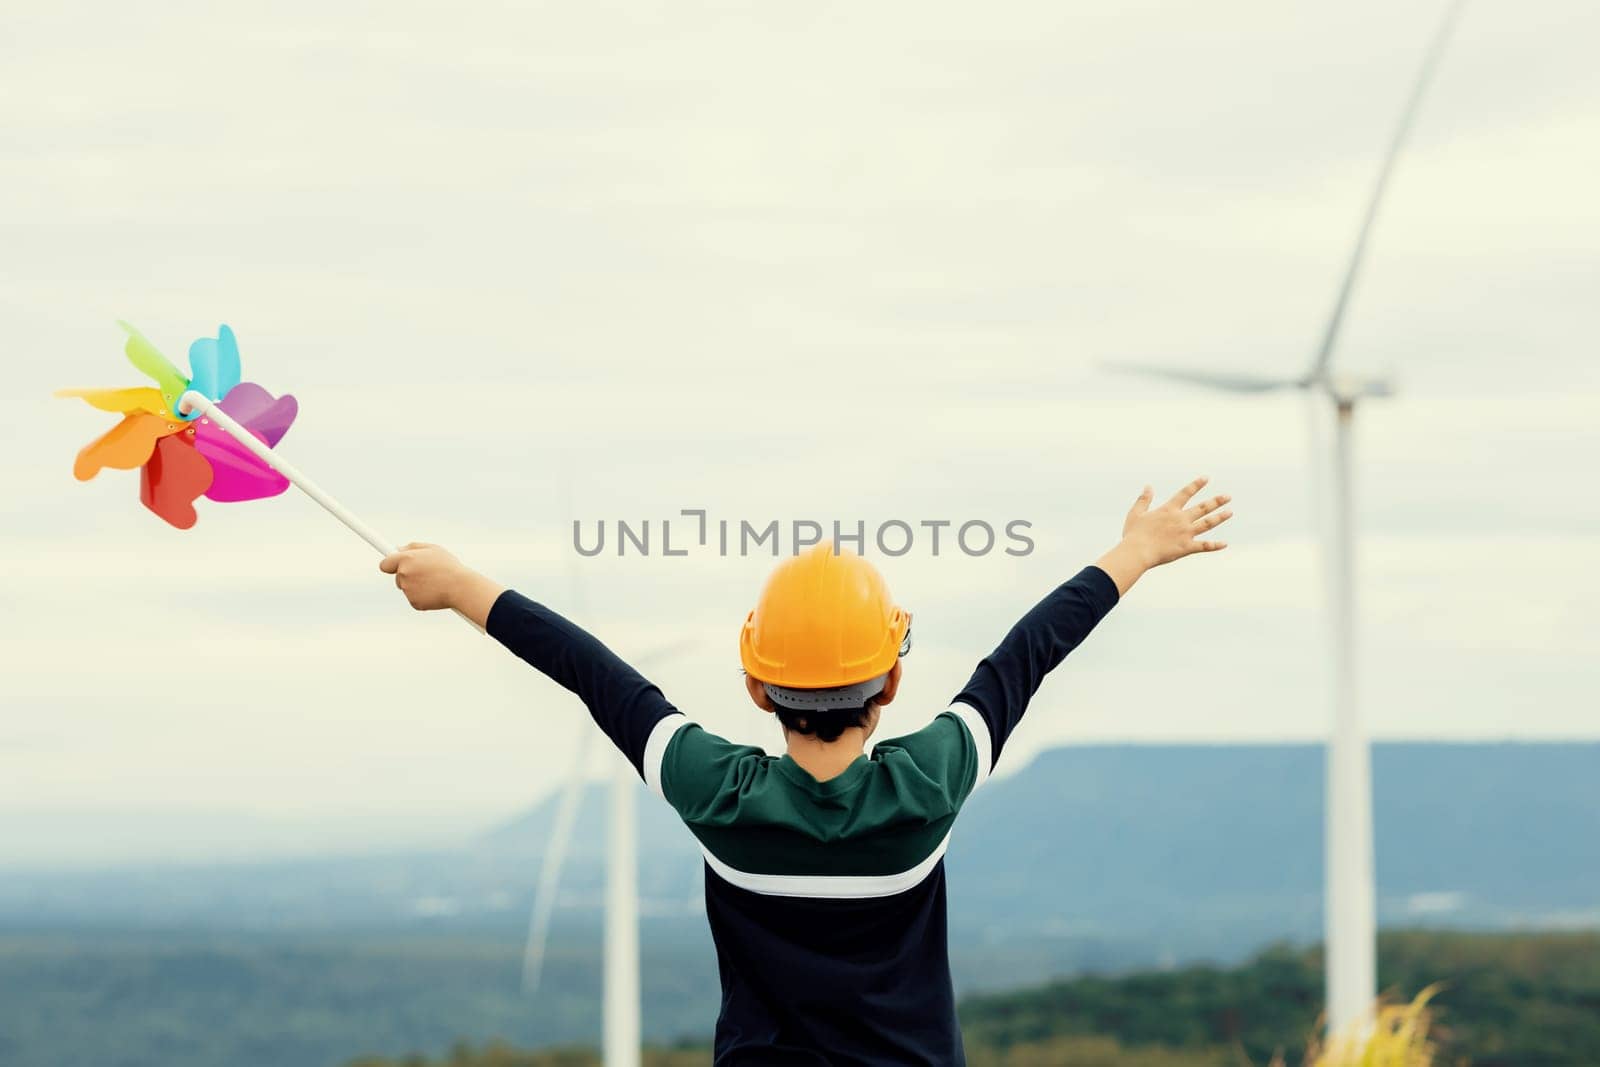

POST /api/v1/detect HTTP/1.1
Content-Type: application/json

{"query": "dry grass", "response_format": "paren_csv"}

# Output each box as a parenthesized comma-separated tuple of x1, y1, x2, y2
(1269, 986, 1444, 1067)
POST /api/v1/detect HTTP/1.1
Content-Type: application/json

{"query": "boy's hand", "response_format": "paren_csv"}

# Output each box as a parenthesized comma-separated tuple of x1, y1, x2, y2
(379, 543, 505, 625)
(1123, 476, 1232, 566)
(1096, 477, 1232, 595)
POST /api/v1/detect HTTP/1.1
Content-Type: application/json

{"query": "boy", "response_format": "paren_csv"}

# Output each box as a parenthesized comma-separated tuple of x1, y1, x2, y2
(380, 477, 1232, 1064)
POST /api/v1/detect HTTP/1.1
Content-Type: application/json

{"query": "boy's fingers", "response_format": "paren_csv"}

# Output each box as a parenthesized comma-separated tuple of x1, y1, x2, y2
(1167, 476, 1209, 509)
(1193, 540, 1227, 553)
(1194, 509, 1233, 533)
(1127, 485, 1153, 521)
(1186, 494, 1230, 520)
(401, 541, 431, 551)
(379, 552, 405, 574)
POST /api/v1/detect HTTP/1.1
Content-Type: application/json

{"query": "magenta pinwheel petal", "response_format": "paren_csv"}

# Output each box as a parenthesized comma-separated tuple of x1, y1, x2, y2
(218, 382, 298, 447)
(193, 417, 290, 502)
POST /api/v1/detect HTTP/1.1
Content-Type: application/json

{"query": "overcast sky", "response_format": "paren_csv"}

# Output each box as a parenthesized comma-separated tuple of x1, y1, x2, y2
(3, 1, 1596, 865)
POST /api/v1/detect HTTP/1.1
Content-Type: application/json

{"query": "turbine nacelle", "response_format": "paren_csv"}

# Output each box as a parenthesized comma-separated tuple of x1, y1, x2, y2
(1323, 374, 1396, 404)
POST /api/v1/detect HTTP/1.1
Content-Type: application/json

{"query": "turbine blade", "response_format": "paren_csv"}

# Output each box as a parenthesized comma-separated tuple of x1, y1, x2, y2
(522, 724, 596, 996)
(1308, 0, 1467, 382)
(524, 474, 700, 1003)
(1102, 361, 1300, 393)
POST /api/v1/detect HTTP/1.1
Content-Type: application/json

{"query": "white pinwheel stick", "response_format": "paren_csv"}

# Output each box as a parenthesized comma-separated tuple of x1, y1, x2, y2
(178, 389, 482, 632)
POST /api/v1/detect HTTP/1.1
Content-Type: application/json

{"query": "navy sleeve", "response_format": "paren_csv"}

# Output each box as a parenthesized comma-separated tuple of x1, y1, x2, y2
(486, 590, 679, 777)
(953, 565, 1119, 768)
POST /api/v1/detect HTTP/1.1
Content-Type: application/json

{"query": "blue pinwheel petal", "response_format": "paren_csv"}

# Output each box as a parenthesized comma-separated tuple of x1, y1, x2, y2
(184, 324, 243, 418)
(216, 325, 241, 396)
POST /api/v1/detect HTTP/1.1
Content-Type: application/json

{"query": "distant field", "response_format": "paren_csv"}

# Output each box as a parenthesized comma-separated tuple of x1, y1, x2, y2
(3, 929, 1597, 1067)
(0, 920, 1177, 1067)
(0, 926, 716, 1067)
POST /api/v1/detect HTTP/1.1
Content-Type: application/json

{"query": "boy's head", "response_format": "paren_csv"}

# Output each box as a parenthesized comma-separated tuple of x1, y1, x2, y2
(739, 542, 911, 743)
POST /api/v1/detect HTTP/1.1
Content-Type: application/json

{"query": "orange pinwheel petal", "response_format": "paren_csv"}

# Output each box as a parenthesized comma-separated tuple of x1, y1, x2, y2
(73, 412, 186, 481)
(55, 387, 169, 416)
(140, 434, 214, 529)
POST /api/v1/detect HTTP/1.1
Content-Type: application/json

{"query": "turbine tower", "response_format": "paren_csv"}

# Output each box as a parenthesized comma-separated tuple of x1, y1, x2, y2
(603, 749, 641, 1067)
(1107, 1, 1465, 1035)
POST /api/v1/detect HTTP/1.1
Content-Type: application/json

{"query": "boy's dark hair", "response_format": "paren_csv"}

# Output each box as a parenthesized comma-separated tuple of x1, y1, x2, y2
(773, 703, 874, 743)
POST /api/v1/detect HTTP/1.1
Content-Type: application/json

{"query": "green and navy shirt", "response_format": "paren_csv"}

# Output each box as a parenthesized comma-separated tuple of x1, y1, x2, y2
(487, 565, 1120, 1065)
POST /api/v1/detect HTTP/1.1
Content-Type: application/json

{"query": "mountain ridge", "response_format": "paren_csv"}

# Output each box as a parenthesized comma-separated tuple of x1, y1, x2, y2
(3, 741, 1594, 956)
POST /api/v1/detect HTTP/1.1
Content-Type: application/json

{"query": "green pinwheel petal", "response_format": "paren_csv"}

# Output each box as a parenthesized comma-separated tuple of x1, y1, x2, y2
(118, 321, 190, 416)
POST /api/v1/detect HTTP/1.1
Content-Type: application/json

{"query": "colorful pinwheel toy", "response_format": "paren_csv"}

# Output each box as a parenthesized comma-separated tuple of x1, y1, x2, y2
(60, 321, 481, 629)
(57, 323, 300, 529)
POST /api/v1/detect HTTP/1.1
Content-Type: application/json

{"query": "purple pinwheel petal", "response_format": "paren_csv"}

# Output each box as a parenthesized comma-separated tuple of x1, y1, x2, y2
(218, 382, 299, 447)
(193, 417, 290, 502)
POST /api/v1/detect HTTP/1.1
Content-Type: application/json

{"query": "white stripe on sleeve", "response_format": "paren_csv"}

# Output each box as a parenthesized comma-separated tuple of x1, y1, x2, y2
(948, 702, 993, 792)
(642, 713, 692, 800)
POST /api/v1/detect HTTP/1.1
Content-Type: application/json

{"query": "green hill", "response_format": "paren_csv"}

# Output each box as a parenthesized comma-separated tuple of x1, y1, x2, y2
(959, 929, 1600, 1065)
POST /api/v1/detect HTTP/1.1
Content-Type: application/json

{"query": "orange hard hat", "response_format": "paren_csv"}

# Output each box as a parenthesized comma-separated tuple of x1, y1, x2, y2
(739, 542, 911, 690)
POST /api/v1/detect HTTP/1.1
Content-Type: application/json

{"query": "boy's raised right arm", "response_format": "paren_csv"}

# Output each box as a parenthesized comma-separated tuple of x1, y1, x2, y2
(379, 542, 681, 780)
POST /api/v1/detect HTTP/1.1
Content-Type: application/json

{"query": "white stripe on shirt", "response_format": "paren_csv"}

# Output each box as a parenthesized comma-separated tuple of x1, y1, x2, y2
(642, 713, 692, 800)
(701, 832, 952, 899)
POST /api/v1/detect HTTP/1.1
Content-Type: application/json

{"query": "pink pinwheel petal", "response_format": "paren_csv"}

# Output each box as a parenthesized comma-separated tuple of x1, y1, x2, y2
(218, 382, 298, 447)
(193, 417, 289, 502)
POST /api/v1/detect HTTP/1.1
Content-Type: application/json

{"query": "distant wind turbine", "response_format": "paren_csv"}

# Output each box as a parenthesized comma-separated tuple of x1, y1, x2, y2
(1105, 0, 1467, 1036)
(521, 537, 593, 1000)
(521, 725, 595, 995)
(521, 632, 699, 1067)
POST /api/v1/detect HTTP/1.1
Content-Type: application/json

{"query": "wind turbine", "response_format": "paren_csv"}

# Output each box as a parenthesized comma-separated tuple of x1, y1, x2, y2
(520, 628, 698, 1067)
(1107, 1, 1466, 1035)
